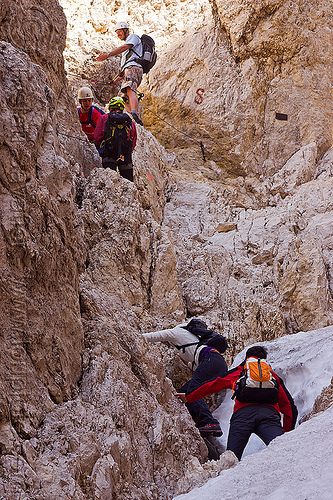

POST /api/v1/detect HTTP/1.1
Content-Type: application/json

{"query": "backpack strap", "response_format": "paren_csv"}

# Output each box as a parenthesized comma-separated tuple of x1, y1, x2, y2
(88, 106, 95, 128)
(174, 341, 199, 354)
(174, 340, 204, 372)
(191, 342, 202, 371)
(231, 362, 246, 399)
(121, 39, 143, 71)
(78, 106, 96, 128)
(257, 358, 263, 379)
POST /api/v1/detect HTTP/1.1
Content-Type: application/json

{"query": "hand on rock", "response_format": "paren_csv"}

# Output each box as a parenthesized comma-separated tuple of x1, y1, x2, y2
(175, 393, 187, 403)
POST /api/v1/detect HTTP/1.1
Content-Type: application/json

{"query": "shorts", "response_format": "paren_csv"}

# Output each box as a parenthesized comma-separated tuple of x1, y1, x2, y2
(120, 66, 143, 97)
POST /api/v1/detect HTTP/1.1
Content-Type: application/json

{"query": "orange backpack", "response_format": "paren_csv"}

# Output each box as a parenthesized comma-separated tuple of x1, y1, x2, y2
(232, 357, 279, 404)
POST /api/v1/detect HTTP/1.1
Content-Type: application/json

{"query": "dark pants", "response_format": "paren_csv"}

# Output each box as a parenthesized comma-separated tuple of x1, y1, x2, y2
(180, 350, 228, 428)
(227, 404, 283, 460)
(102, 154, 133, 182)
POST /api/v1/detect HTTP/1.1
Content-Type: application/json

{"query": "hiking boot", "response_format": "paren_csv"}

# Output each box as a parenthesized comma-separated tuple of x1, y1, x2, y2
(131, 110, 143, 126)
(197, 423, 223, 437)
(202, 436, 224, 461)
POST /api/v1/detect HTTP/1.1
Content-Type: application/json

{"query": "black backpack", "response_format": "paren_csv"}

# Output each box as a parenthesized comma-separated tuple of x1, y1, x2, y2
(175, 320, 228, 358)
(131, 34, 157, 74)
(101, 113, 133, 160)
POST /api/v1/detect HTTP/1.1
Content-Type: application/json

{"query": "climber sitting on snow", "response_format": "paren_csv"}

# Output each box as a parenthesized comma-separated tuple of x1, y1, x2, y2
(96, 21, 143, 126)
(143, 318, 228, 438)
(94, 97, 137, 182)
(176, 345, 298, 460)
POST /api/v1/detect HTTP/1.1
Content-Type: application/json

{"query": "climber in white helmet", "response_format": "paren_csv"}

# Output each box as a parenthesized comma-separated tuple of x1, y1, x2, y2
(96, 21, 143, 126)
(77, 87, 105, 143)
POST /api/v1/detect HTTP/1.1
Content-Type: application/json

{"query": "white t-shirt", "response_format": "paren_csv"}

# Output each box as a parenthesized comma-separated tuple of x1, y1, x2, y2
(121, 33, 143, 70)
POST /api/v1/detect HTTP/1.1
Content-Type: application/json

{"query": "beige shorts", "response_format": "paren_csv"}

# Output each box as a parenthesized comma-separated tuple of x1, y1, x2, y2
(120, 66, 143, 97)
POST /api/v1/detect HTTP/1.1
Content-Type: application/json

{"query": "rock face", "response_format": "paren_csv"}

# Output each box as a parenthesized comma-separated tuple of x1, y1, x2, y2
(61, 0, 333, 175)
(159, 155, 333, 355)
(0, 2, 207, 499)
(1, 0, 333, 498)
(0, 3, 86, 437)
(146, 0, 333, 177)
(302, 377, 333, 424)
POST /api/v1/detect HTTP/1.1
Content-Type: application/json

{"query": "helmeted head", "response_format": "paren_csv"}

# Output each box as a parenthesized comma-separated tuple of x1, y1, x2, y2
(245, 345, 268, 359)
(115, 21, 129, 40)
(78, 87, 93, 112)
(78, 87, 93, 100)
(114, 21, 129, 31)
(108, 96, 125, 112)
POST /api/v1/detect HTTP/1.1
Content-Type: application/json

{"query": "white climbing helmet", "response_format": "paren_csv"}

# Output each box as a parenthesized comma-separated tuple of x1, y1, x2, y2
(114, 21, 129, 31)
(78, 87, 93, 100)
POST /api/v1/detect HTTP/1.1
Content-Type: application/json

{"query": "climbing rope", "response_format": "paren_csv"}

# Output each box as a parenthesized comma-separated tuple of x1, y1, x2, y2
(66, 71, 206, 161)
(56, 127, 88, 143)
(138, 98, 206, 161)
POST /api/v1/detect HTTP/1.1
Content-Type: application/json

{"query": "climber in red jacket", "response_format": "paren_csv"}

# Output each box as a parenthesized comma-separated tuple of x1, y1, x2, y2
(176, 345, 298, 460)
(94, 97, 137, 182)
(77, 87, 105, 143)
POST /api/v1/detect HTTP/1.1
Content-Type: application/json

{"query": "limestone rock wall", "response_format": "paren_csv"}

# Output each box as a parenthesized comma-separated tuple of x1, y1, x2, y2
(147, 0, 333, 176)
(158, 149, 333, 356)
(60, 0, 333, 177)
(57, 0, 333, 381)
(0, 2, 209, 499)
(0, 1, 87, 438)
(302, 377, 333, 423)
